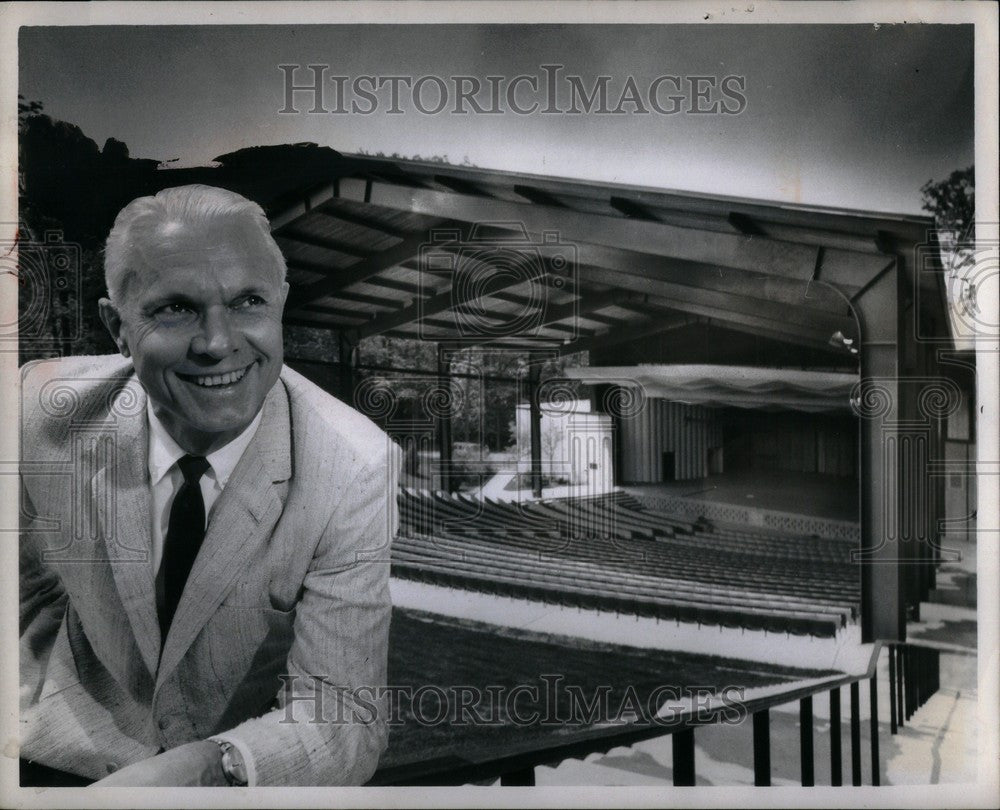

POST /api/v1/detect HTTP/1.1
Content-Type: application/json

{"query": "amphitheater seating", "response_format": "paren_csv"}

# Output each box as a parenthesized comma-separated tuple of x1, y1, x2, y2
(392, 488, 860, 637)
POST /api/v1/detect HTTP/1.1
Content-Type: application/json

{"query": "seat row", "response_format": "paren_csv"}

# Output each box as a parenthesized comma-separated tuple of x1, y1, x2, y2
(392, 489, 861, 637)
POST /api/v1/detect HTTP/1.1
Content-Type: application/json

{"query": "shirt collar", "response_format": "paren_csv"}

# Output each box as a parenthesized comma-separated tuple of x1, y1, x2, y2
(146, 400, 264, 489)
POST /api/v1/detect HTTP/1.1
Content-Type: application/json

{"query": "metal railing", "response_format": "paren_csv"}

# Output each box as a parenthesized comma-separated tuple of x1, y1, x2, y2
(369, 641, 940, 787)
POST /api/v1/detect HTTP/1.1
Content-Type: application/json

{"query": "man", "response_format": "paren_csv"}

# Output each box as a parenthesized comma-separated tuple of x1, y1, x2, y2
(19, 184, 400, 786)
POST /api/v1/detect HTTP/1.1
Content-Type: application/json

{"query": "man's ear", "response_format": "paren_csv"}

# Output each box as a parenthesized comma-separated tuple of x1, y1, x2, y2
(278, 281, 290, 311)
(98, 298, 131, 358)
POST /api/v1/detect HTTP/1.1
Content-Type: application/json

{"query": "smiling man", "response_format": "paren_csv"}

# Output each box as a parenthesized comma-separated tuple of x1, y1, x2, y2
(19, 185, 400, 787)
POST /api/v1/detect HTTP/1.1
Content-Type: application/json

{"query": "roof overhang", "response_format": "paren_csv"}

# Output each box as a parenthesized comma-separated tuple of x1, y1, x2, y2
(155, 145, 952, 360)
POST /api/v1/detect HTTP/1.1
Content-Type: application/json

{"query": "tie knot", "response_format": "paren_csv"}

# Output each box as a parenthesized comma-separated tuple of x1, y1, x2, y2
(177, 454, 210, 485)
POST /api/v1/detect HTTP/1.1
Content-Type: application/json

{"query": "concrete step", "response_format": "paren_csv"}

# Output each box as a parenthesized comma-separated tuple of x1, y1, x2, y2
(927, 568, 976, 609)
(927, 585, 977, 609)
(907, 602, 977, 654)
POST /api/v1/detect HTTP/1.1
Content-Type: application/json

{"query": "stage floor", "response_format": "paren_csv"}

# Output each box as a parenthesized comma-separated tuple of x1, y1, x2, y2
(625, 469, 858, 523)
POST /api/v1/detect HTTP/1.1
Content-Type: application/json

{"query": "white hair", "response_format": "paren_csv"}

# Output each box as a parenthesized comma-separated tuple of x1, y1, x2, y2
(103, 184, 287, 303)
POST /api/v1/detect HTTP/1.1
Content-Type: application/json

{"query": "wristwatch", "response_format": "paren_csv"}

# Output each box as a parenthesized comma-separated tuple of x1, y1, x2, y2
(213, 740, 249, 786)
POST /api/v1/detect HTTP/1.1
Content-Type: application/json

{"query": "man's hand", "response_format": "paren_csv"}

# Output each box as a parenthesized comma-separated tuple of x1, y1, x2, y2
(91, 740, 228, 787)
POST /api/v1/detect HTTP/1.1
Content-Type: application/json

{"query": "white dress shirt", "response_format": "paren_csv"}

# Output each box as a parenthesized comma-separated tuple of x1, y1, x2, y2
(147, 401, 263, 584)
(146, 401, 264, 781)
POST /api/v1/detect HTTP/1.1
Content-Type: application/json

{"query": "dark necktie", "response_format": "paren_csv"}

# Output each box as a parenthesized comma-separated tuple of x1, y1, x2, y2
(159, 454, 210, 642)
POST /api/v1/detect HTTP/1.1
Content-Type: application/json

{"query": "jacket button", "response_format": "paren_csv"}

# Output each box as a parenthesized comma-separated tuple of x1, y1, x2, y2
(106, 762, 118, 773)
(158, 717, 171, 730)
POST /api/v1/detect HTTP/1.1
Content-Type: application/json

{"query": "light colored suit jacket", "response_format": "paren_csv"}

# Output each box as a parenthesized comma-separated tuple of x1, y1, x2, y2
(19, 354, 400, 785)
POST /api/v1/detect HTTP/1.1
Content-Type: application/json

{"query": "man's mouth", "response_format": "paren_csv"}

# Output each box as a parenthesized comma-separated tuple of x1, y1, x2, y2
(177, 362, 254, 389)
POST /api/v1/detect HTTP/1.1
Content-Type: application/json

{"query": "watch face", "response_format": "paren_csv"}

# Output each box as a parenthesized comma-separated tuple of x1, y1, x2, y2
(220, 744, 249, 786)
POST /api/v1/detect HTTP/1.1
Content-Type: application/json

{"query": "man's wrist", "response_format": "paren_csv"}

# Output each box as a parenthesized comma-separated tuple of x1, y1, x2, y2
(211, 739, 249, 786)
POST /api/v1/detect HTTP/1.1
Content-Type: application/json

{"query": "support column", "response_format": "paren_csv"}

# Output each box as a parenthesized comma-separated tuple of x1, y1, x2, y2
(752, 710, 771, 786)
(888, 645, 898, 734)
(338, 331, 357, 404)
(799, 696, 814, 786)
(671, 728, 695, 786)
(870, 673, 881, 786)
(830, 688, 842, 786)
(850, 681, 862, 786)
(896, 644, 905, 726)
(853, 260, 905, 642)
(528, 354, 543, 499)
(437, 347, 454, 493)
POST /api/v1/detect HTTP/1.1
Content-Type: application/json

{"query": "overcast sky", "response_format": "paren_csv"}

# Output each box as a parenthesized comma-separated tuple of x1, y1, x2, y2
(19, 24, 974, 214)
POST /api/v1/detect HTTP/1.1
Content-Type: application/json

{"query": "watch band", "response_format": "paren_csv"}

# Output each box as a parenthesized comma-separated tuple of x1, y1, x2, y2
(213, 739, 249, 786)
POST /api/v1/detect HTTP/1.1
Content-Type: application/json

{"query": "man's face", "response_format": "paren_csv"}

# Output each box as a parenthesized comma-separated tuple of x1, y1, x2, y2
(101, 218, 289, 454)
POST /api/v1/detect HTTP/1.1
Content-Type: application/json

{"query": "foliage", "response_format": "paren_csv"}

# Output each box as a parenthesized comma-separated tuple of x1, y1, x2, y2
(18, 103, 118, 359)
(920, 166, 974, 238)
(356, 339, 587, 452)
(17, 107, 588, 457)
(920, 166, 976, 320)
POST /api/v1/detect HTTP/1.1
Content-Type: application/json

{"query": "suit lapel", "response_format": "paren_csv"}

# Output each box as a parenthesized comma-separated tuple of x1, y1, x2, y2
(156, 381, 292, 687)
(95, 378, 162, 678)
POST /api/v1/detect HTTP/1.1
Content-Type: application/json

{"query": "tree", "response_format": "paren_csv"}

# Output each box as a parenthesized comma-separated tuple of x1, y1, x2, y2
(920, 166, 974, 237)
(921, 167, 976, 322)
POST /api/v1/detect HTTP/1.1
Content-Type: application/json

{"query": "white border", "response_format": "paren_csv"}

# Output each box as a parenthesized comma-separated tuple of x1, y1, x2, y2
(1, 2, 997, 808)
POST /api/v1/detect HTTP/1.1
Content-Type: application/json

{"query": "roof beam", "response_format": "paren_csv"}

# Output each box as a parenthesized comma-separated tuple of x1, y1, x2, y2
(311, 206, 411, 239)
(361, 276, 424, 296)
(559, 313, 693, 355)
(357, 258, 567, 338)
(569, 244, 852, 314)
(695, 315, 848, 351)
(423, 294, 627, 352)
(337, 178, 825, 285)
(287, 229, 446, 308)
(284, 314, 366, 330)
(489, 288, 632, 332)
(727, 212, 766, 236)
(608, 196, 661, 221)
(286, 257, 356, 278)
(342, 155, 931, 243)
(275, 227, 372, 258)
(431, 174, 489, 196)
(579, 269, 854, 339)
(324, 289, 406, 309)
(295, 303, 376, 321)
(620, 297, 841, 351)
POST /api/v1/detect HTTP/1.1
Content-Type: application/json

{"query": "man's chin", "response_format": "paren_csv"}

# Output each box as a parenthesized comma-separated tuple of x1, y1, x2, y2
(162, 405, 263, 453)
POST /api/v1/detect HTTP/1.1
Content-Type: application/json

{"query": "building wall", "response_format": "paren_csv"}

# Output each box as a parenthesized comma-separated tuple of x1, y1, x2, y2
(943, 387, 977, 543)
(721, 409, 857, 478)
(618, 402, 858, 484)
(515, 402, 614, 488)
(618, 399, 724, 483)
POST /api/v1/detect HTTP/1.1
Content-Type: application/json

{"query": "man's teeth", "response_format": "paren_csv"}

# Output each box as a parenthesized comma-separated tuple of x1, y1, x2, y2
(189, 366, 250, 387)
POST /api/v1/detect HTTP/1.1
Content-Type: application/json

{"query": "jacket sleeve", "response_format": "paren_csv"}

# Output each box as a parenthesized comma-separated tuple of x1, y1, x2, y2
(211, 441, 401, 785)
(19, 485, 70, 711)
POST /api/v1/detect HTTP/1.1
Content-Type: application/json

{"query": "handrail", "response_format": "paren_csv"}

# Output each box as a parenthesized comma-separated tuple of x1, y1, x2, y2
(368, 642, 884, 786)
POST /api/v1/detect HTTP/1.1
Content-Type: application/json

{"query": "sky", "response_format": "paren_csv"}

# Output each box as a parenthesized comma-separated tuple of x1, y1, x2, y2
(19, 23, 975, 215)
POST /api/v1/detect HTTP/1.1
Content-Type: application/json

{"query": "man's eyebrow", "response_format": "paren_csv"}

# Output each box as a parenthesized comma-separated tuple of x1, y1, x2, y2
(143, 292, 199, 310)
(230, 286, 271, 299)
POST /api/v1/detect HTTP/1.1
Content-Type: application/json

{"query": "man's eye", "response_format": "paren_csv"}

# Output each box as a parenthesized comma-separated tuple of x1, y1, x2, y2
(156, 303, 195, 317)
(234, 295, 266, 309)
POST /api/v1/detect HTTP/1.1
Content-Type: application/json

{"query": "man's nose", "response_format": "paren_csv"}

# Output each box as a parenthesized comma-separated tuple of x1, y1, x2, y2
(191, 308, 237, 358)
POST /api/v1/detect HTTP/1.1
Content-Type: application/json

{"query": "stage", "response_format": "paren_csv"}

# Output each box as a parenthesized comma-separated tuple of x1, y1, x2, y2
(625, 469, 858, 540)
